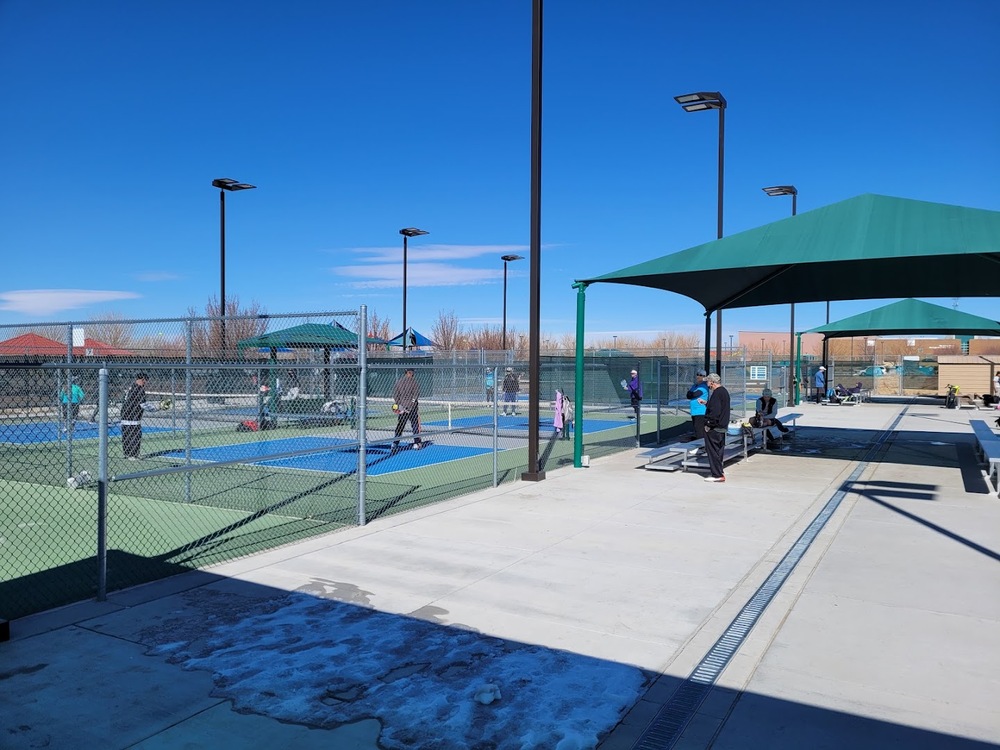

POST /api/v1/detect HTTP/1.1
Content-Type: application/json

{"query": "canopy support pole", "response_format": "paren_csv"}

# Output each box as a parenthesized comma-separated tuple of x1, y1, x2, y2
(704, 313, 712, 374)
(572, 282, 587, 468)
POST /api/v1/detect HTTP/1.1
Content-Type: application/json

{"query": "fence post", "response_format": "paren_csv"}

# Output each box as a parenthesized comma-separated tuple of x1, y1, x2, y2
(357, 305, 368, 526)
(492, 366, 499, 487)
(97, 368, 109, 602)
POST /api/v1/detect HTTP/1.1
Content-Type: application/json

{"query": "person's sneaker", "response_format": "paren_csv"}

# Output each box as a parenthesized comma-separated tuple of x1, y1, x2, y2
(703, 475, 725, 482)
(412, 443, 424, 450)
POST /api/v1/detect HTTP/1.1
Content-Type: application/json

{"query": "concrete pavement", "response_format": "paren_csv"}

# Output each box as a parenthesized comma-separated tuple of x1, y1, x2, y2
(2, 399, 998, 749)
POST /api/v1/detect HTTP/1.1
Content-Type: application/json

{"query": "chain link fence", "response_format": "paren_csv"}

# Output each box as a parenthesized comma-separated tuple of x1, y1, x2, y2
(4, 319, 945, 624)
(0, 313, 689, 622)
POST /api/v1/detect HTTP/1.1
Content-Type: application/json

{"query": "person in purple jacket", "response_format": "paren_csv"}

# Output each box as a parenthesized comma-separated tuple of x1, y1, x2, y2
(625, 368, 643, 420)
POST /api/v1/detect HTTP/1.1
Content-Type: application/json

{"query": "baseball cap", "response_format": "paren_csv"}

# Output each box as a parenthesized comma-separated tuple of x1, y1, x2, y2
(630, 369, 637, 375)
(819, 366, 826, 371)
(506, 367, 513, 372)
(696, 369, 707, 377)
(136, 372, 148, 380)
(762, 388, 772, 396)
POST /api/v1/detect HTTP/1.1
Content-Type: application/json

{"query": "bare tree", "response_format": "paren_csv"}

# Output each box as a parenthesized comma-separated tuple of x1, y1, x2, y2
(466, 324, 505, 351)
(649, 331, 702, 349)
(87, 312, 134, 348)
(365, 308, 393, 346)
(430, 310, 462, 350)
(187, 296, 268, 358)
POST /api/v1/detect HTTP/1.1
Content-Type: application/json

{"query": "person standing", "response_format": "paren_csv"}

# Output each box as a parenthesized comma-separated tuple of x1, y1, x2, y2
(60, 379, 85, 428)
(813, 366, 826, 403)
(120, 373, 148, 459)
(686, 369, 709, 440)
(485, 369, 495, 403)
(703, 373, 731, 483)
(392, 367, 423, 451)
(625, 369, 642, 420)
(554, 387, 566, 437)
(501, 367, 520, 416)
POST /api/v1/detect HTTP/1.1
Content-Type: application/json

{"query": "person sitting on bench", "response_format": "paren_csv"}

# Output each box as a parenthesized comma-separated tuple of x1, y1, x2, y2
(755, 388, 789, 447)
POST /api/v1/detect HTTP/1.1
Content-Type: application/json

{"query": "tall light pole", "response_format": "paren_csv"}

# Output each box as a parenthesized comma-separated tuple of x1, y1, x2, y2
(763, 185, 798, 400)
(675, 91, 726, 376)
(212, 178, 256, 352)
(612, 335, 618, 349)
(399, 228, 429, 351)
(501, 254, 524, 350)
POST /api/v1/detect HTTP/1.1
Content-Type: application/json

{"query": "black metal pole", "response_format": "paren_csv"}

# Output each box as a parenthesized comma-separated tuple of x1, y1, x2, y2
(714, 104, 725, 376)
(502, 259, 509, 350)
(789, 194, 797, 402)
(219, 189, 226, 353)
(522, 0, 545, 482)
(402, 234, 408, 351)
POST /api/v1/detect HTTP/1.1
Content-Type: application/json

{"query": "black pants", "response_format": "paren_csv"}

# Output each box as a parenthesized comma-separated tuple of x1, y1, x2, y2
(691, 414, 706, 440)
(122, 424, 142, 457)
(393, 408, 421, 446)
(631, 397, 640, 420)
(705, 428, 726, 478)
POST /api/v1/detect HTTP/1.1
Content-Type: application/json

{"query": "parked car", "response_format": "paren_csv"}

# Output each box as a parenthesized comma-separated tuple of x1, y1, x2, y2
(857, 366, 887, 377)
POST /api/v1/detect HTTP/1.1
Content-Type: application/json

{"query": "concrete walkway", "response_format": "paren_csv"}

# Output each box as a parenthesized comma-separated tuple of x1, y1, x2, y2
(2, 400, 999, 749)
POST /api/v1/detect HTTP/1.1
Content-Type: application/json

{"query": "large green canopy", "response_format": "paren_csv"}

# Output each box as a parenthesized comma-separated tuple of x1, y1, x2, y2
(237, 322, 381, 352)
(803, 298, 1000, 339)
(581, 194, 1000, 311)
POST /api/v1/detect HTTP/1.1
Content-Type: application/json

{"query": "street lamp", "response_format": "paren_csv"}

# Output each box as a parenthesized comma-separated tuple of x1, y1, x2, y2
(212, 178, 256, 352)
(763, 185, 798, 399)
(612, 335, 618, 349)
(500, 254, 524, 350)
(399, 228, 429, 351)
(675, 91, 726, 375)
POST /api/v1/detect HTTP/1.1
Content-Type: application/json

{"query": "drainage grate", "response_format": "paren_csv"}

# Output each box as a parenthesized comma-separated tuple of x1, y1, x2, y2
(632, 409, 906, 749)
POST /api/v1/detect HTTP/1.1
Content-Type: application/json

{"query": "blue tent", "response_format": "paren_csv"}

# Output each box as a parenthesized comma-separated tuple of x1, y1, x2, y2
(386, 327, 436, 349)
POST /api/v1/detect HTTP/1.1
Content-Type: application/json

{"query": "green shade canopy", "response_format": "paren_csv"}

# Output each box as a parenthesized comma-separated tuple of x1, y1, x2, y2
(237, 322, 383, 352)
(581, 194, 1000, 311)
(803, 298, 1000, 339)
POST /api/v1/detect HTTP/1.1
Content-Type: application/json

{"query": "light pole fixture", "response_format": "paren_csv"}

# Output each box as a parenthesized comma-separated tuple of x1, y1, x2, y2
(212, 178, 256, 352)
(675, 91, 726, 376)
(500, 254, 524, 350)
(399, 227, 429, 351)
(612, 335, 618, 349)
(763, 185, 798, 401)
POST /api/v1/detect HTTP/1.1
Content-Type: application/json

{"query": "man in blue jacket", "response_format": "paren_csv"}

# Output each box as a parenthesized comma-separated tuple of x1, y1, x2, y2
(813, 366, 826, 403)
(686, 369, 709, 440)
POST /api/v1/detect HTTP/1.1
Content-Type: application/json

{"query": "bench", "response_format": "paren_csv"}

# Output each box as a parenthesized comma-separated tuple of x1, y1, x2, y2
(969, 419, 1000, 495)
(680, 427, 756, 472)
(640, 440, 704, 472)
(754, 411, 802, 451)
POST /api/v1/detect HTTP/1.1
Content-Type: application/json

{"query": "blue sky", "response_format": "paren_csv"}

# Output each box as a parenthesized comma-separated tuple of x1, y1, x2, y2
(1, 1, 998, 343)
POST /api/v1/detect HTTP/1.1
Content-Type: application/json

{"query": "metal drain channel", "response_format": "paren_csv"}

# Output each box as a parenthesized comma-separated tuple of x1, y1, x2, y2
(632, 408, 907, 749)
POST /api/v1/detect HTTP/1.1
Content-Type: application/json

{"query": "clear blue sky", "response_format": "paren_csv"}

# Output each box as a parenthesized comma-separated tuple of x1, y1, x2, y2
(2, 1, 998, 343)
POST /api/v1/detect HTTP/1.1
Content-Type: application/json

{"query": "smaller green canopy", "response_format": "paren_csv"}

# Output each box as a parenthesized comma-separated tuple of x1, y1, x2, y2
(803, 298, 1000, 339)
(237, 322, 382, 352)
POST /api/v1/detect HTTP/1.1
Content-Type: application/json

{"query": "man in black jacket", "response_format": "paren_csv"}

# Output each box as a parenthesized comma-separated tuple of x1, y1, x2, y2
(703, 373, 731, 483)
(120, 373, 148, 459)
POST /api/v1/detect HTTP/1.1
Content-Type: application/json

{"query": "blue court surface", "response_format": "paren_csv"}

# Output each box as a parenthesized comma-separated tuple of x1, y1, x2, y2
(0, 421, 174, 445)
(163, 436, 492, 476)
(425, 414, 635, 434)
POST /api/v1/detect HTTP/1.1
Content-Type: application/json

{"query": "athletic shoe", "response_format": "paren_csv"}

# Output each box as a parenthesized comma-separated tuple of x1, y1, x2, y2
(412, 443, 425, 450)
(703, 475, 725, 482)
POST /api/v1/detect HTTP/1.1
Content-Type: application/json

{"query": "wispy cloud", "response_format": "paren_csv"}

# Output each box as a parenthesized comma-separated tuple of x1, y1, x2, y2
(340, 243, 529, 264)
(135, 272, 183, 282)
(331, 244, 533, 289)
(0, 289, 140, 316)
(335, 263, 504, 289)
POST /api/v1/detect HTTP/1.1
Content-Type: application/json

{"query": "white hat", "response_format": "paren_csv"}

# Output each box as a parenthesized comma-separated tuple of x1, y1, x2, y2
(630, 369, 637, 375)
(506, 367, 513, 372)
(819, 366, 826, 371)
